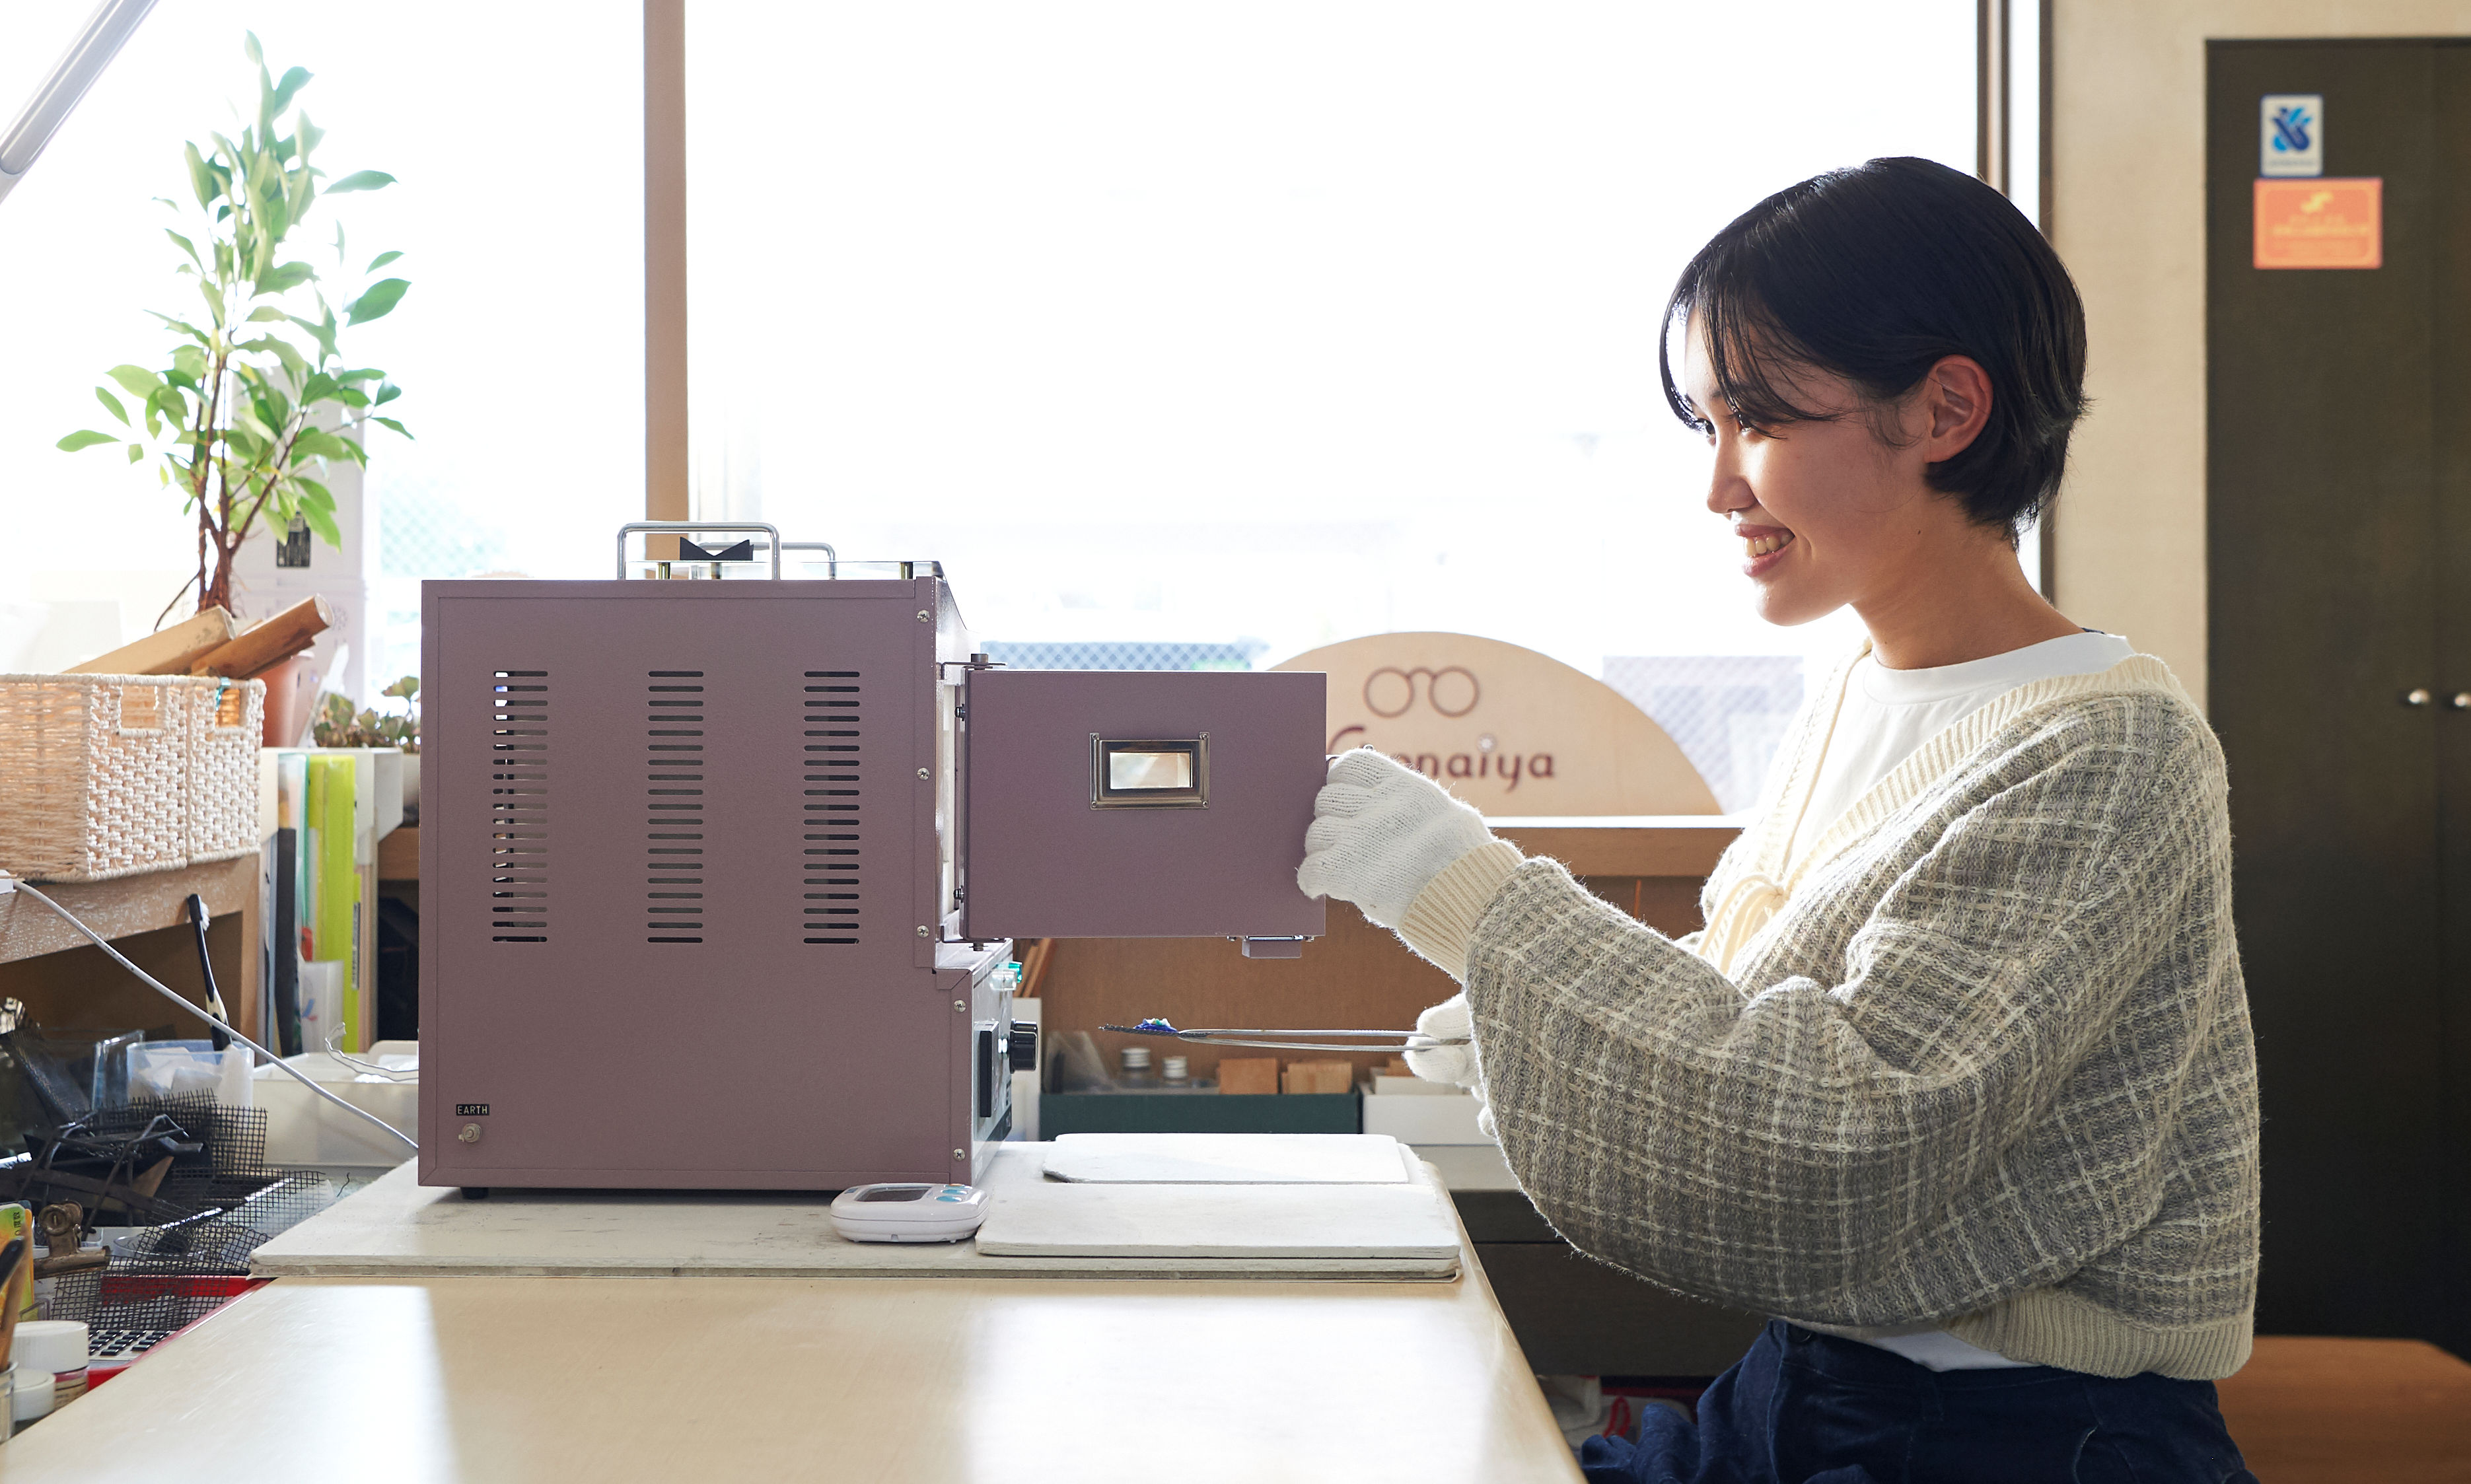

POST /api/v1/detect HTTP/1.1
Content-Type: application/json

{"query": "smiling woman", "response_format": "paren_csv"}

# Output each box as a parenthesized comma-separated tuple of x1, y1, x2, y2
(1298, 152, 2262, 1484)
(1663, 158, 2084, 666)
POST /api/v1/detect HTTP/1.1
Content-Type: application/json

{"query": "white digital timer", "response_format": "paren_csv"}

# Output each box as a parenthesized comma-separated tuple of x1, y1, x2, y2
(828, 1183, 991, 1244)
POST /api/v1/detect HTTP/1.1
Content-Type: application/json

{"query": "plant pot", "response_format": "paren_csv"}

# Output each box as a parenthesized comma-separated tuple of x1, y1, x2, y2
(257, 654, 320, 748)
(400, 754, 420, 822)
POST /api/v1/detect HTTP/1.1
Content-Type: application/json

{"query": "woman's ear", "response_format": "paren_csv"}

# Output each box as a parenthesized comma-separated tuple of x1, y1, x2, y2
(1923, 355, 1993, 460)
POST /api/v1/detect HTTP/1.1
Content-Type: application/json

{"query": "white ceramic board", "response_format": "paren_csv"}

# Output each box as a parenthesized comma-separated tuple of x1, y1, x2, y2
(976, 1158, 1459, 1259)
(249, 1143, 1460, 1281)
(1042, 1132, 1413, 1184)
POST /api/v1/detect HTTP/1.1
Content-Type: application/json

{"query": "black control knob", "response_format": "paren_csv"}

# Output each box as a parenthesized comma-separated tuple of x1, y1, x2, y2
(1009, 1021, 1038, 1071)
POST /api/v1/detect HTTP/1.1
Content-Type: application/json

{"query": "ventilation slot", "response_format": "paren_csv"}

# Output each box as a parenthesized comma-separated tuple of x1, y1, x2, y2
(643, 671, 708, 942)
(803, 670, 862, 946)
(489, 670, 550, 942)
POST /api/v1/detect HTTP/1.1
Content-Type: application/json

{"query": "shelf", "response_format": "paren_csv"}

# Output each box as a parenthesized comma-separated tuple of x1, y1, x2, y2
(0, 855, 260, 968)
(1491, 816, 1744, 876)
(376, 825, 419, 882)
(366, 820, 1734, 882)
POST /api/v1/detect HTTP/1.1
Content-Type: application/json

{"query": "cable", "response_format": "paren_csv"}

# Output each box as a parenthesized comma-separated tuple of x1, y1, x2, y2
(320, 1033, 417, 1082)
(5, 878, 417, 1152)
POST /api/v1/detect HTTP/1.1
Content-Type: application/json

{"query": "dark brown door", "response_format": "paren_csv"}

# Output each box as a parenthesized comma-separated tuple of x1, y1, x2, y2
(2208, 40, 2464, 1355)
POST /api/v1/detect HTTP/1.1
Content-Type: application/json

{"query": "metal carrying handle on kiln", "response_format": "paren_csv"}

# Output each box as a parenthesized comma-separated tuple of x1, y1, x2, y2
(617, 521, 783, 579)
(615, 524, 840, 579)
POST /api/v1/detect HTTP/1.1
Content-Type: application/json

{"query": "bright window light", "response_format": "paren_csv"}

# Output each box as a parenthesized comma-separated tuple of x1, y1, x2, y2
(685, 1, 1974, 691)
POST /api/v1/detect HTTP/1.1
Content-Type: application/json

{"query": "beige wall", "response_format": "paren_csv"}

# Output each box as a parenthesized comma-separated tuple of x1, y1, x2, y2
(2052, 0, 2471, 709)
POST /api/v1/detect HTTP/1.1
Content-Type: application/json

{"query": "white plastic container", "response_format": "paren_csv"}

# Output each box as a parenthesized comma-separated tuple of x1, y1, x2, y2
(127, 1042, 252, 1108)
(9, 1322, 87, 1424)
(252, 1041, 417, 1169)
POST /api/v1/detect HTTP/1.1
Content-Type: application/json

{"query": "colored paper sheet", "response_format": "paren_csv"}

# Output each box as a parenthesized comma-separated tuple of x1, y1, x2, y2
(310, 754, 358, 966)
(2254, 178, 2382, 269)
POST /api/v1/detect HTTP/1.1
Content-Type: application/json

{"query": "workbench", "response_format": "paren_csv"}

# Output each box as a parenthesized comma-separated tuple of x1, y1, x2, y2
(3, 1184, 1581, 1482)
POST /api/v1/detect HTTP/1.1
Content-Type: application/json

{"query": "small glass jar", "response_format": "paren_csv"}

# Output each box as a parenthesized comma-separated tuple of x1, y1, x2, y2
(1118, 1045, 1160, 1090)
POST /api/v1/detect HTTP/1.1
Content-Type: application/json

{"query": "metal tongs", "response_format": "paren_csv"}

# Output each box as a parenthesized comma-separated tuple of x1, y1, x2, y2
(1100, 1017, 1468, 1054)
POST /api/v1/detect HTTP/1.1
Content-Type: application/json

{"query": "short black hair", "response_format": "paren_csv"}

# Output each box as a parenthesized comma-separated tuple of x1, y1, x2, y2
(1659, 157, 2087, 537)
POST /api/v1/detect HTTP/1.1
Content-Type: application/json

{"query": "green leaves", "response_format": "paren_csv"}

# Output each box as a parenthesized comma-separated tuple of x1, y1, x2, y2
(254, 260, 316, 295)
(344, 277, 410, 324)
(106, 365, 161, 399)
(66, 29, 413, 616)
(267, 67, 313, 121)
(183, 142, 219, 210)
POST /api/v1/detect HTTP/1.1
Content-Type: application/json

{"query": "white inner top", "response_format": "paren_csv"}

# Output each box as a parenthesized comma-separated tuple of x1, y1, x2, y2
(1797, 628, 2135, 1372)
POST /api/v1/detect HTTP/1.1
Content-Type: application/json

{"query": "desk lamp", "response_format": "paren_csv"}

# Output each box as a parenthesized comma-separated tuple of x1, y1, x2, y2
(0, 0, 158, 208)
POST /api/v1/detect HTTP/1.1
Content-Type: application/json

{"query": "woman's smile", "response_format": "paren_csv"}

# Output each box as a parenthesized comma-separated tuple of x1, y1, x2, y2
(1735, 521, 1798, 577)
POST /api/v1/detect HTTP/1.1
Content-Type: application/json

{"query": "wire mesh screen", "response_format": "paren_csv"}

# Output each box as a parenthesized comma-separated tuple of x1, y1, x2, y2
(26, 1098, 335, 1334)
(1600, 656, 1805, 813)
(980, 639, 1263, 671)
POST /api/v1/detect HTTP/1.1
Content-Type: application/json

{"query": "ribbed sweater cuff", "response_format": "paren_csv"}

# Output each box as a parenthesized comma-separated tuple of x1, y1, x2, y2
(1396, 840, 1524, 980)
(1944, 1290, 2255, 1381)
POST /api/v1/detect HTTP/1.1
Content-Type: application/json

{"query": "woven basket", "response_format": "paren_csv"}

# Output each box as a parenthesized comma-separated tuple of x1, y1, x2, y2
(186, 677, 265, 865)
(0, 674, 267, 883)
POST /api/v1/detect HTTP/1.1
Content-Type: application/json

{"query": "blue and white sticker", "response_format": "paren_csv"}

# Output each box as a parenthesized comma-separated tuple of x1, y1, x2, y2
(2261, 94, 2323, 178)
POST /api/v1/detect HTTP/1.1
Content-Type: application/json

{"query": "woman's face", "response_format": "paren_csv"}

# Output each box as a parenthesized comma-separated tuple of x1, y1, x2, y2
(1678, 320, 1968, 629)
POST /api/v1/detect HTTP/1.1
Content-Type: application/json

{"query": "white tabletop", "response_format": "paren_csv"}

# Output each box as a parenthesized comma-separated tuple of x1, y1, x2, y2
(3, 1263, 1583, 1483)
(251, 1140, 1460, 1281)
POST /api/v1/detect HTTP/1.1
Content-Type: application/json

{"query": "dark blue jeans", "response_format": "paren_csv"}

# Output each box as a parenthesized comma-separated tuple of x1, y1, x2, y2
(1579, 1321, 2258, 1484)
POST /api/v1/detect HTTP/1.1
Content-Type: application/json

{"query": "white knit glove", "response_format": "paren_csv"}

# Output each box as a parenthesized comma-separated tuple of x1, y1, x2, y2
(1405, 993, 1494, 1137)
(1297, 749, 1497, 929)
(1403, 993, 1476, 1087)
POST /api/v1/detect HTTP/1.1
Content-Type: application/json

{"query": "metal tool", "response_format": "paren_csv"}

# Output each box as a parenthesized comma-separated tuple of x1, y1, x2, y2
(1101, 1018, 1468, 1053)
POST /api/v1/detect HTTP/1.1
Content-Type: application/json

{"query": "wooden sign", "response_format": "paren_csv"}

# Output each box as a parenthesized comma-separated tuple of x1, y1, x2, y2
(2254, 178, 2382, 270)
(1273, 631, 1718, 815)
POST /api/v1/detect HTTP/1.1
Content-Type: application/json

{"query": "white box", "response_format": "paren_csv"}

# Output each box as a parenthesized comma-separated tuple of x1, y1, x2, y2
(254, 1041, 417, 1169)
(1362, 1091, 1489, 1146)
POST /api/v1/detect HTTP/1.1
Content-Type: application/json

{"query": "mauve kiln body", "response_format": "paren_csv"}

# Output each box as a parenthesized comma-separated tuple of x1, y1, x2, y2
(419, 573, 1324, 1192)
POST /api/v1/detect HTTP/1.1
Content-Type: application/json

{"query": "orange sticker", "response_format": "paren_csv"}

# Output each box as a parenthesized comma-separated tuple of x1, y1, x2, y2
(2254, 178, 2382, 269)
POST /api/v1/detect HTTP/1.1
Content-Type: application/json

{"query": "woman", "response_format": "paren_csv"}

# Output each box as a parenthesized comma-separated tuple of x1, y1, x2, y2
(1299, 158, 2260, 1483)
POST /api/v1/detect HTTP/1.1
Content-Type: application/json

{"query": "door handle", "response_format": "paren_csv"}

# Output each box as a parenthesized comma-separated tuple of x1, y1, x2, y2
(2406, 688, 2434, 707)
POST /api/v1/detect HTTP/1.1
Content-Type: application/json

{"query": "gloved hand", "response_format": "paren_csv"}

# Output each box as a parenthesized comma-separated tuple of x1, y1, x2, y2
(1403, 993, 1476, 1088)
(1297, 748, 1497, 929)
(1406, 993, 1494, 1138)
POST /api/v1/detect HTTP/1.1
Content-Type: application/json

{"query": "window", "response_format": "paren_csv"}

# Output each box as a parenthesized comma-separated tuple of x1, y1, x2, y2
(685, 3, 1978, 803)
(0, 3, 641, 687)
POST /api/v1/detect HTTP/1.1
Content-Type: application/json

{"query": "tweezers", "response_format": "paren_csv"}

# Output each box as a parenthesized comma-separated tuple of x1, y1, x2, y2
(1100, 1018, 1468, 1053)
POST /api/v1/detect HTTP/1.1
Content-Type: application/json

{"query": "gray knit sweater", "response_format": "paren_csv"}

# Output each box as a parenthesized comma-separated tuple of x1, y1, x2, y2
(1396, 653, 2260, 1380)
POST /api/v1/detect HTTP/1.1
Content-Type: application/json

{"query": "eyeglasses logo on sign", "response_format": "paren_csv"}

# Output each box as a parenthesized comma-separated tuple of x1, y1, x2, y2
(1328, 665, 1559, 792)
(1276, 631, 1723, 816)
(2260, 94, 2324, 179)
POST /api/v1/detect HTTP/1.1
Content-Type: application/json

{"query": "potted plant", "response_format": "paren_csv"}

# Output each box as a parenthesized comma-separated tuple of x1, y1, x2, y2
(315, 675, 422, 817)
(59, 33, 412, 641)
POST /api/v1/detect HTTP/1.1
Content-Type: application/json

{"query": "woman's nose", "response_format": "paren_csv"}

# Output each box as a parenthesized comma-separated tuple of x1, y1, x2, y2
(1704, 439, 1752, 516)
